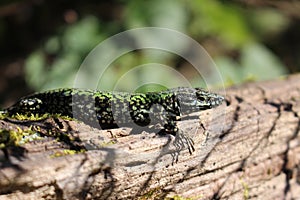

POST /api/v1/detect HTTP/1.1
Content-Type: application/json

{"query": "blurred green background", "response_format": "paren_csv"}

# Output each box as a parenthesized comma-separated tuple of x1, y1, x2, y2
(0, 0, 299, 108)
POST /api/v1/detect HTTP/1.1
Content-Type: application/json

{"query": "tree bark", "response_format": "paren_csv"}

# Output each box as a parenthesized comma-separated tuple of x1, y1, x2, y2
(1, 74, 300, 200)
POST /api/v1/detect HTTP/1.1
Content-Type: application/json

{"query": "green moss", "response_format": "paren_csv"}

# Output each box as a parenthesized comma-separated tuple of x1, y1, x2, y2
(19, 128, 43, 144)
(50, 149, 86, 158)
(139, 188, 200, 200)
(240, 179, 249, 200)
(165, 195, 199, 200)
(0, 129, 16, 148)
(9, 113, 75, 121)
(52, 114, 75, 121)
(0, 126, 41, 148)
(1, 109, 75, 122)
(139, 188, 161, 200)
(0, 111, 8, 120)
(0, 112, 86, 157)
(12, 113, 50, 121)
(98, 140, 116, 147)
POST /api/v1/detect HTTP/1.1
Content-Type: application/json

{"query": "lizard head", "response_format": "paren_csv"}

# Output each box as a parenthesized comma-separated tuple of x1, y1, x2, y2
(6, 97, 45, 115)
(173, 87, 224, 112)
(194, 88, 224, 109)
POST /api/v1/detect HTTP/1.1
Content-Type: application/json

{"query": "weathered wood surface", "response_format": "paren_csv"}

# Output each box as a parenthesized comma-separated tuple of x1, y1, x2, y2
(1, 74, 300, 199)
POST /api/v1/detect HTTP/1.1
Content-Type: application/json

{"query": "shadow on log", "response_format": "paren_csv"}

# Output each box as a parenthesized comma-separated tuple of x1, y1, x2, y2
(1, 74, 300, 199)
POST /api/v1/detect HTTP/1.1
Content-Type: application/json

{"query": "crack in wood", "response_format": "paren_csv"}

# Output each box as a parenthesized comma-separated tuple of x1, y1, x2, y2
(2, 75, 300, 199)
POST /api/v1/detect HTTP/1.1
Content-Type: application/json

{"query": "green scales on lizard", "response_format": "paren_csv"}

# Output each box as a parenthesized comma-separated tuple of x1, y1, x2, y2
(3, 87, 224, 153)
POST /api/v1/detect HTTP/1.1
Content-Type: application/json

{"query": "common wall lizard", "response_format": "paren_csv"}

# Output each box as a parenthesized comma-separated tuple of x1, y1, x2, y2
(2, 87, 224, 153)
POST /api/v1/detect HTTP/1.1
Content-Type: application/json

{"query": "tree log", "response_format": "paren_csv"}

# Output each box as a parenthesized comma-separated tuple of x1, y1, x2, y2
(1, 74, 300, 200)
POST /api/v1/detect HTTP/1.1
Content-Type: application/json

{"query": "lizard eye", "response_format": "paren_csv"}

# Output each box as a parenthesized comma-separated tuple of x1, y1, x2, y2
(198, 96, 206, 101)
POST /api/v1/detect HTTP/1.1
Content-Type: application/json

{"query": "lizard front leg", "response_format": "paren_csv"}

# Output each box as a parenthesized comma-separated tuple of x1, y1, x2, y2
(163, 116, 195, 155)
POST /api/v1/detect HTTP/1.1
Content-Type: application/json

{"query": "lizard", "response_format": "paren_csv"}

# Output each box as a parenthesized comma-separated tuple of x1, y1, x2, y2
(1, 87, 224, 154)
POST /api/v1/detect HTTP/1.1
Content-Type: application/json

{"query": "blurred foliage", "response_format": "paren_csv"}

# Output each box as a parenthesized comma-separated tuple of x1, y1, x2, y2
(2, 0, 293, 92)
(189, 0, 254, 48)
(25, 16, 106, 90)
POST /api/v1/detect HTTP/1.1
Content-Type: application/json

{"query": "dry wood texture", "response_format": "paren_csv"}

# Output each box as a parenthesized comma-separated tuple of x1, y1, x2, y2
(1, 74, 300, 199)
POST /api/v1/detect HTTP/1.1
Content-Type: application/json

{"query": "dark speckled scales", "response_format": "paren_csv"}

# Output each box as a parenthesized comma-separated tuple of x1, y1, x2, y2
(71, 90, 178, 132)
(5, 87, 224, 153)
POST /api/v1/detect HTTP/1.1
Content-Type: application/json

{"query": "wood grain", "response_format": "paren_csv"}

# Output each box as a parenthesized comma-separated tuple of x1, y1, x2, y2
(1, 74, 300, 199)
